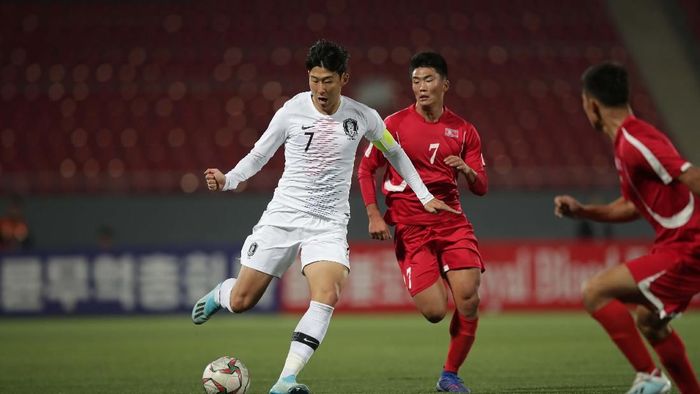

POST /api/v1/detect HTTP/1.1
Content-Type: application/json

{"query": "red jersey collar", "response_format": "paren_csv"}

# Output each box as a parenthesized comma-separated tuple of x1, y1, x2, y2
(410, 104, 450, 124)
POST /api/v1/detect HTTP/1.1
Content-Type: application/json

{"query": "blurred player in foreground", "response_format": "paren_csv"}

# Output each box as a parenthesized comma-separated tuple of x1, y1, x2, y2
(192, 40, 457, 394)
(554, 62, 700, 394)
(358, 52, 487, 393)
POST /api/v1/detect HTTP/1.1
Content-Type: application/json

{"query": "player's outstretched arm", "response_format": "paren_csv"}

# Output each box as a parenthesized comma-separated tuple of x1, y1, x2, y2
(679, 165, 700, 195)
(371, 130, 459, 215)
(217, 107, 288, 191)
(554, 195, 639, 222)
(204, 168, 226, 191)
(553, 195, 582, 218)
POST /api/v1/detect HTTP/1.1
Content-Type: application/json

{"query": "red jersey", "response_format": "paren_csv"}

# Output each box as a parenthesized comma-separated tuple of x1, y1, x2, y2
(615, 115, 700, 253)
(358, 105, 487, 225)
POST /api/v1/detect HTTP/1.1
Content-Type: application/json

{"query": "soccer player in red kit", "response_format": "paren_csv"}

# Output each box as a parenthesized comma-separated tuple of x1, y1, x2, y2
(358, 52, 487, 393)
(554, 62, 700, 394)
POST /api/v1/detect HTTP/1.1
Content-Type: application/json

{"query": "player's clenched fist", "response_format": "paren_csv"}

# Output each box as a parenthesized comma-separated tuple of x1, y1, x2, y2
(553, 195, 582, 218)
(204, 168, 225, 191)
(443, 155, 471, 174)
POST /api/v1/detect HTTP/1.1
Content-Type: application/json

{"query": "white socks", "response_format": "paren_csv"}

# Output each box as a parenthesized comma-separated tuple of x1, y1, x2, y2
(215, 283, 335, 379)
(280, 300, 334, 378)
(216, 278, 237, 312)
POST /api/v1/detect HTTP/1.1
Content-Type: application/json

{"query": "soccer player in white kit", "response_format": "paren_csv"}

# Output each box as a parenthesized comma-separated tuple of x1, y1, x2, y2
(192, 40, 457, 394)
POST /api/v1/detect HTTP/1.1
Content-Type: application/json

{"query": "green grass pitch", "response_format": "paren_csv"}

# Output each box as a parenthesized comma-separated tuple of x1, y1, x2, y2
(0, 312, 698, 393)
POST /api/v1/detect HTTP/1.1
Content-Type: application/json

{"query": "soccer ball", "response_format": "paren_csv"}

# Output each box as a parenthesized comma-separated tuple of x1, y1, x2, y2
(202, 356, 250, 394)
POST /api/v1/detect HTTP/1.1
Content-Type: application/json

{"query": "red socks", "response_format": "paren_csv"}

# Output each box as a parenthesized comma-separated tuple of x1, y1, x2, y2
(593, 301, 700, 393)
(443, 311, 478, 374)
(651, 330, 700, 394)
(591, 300, 656, 374)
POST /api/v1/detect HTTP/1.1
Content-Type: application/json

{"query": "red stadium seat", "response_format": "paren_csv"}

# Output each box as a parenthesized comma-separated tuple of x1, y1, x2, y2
(0, 0, 667, 193)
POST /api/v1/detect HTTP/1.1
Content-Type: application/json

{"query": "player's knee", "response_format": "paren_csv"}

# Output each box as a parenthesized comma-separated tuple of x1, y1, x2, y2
(419, 303, 447, 323)
(635, 309, 669, 342)
(414, 292, 448, 323)
(229, 294, 256, 313)
(456, 292, 480, 318)
(310, 287, 341, 307)
(580, 277, 602, 312)
(423, 309, 447, 324)
(636, 319, 655, 340)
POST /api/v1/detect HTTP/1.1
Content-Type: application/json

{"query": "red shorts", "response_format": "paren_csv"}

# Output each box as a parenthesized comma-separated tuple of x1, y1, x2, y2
(626, 248, 700, 319)
(394, 219, 484, 297)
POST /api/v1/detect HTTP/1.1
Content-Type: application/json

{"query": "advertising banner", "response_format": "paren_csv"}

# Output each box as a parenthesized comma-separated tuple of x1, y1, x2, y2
(2, 241, 697, 315)
(279, 241, 700, 312)
(0, 247, 278, 315)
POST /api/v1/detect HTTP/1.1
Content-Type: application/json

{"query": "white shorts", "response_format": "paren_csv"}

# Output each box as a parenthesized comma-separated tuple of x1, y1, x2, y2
(239, 202, 349, 278)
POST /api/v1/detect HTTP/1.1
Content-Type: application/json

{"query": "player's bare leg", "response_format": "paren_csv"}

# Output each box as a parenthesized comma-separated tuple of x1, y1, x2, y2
(228, 266, 275, 312)
(432, 268, 480, 393)
(191, 265, 273, 324)
(447, 268, 480, 319)
(304, 260, 348, 306)
(582, 264, 647, 312)
(636, 305, 700, 394)
(270, 261, 348, 394)
(582, 265, 671, 393)
(412, 280, 449, 323)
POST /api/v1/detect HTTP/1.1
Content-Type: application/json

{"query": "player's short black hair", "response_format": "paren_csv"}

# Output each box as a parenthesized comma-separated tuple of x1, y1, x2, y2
(581, 62, 629, 107)
(305, 39, 349, 75)
(409, 52, 448, 79)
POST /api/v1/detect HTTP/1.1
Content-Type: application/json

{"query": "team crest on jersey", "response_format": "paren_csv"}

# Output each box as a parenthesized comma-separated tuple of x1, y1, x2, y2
(247, 242, 258, 257)
(343, 118, 358, 140)
(444, 128, 459, 138)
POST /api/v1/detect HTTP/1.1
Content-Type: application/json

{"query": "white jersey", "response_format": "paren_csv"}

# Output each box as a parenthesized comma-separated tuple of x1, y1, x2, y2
(225, 92, 385, 224)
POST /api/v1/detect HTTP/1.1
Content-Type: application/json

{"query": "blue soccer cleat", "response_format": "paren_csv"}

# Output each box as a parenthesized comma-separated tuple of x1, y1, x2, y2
(191, 282, 222, 325)
(626, 370, 671, 394)
(269, 375, 310, 394)
(436, 371, 470, 393)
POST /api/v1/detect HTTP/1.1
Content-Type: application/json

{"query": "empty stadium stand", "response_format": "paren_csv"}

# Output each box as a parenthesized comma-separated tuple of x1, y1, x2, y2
(0, 0, 666, 193)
